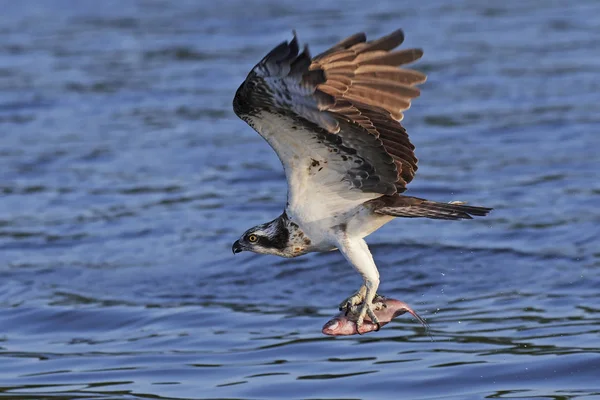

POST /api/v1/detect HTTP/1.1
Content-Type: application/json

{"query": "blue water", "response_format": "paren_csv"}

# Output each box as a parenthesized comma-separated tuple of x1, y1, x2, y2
(1, 1, 599, 399)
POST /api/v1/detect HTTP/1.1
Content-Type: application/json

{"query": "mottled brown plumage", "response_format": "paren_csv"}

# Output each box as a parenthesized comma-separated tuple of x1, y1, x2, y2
(307, 29, 425, 193)
(233, 29, 426, 197)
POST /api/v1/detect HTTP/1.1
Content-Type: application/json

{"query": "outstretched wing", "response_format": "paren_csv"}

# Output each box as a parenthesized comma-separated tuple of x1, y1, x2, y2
(233, 29, 425, 218)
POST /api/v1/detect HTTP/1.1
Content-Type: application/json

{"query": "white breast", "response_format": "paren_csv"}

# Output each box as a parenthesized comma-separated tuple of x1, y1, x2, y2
(248, 112, 392, 250)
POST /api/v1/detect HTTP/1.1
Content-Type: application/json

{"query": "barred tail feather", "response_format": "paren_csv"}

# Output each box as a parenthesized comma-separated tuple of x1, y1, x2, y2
(372, 196, 492, 220)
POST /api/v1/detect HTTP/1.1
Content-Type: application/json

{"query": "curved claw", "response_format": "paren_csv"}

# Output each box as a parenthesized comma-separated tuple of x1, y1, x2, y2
(366, 305, 380, 326)
(350, 298, 382, 334)
(356, 321, 363, 335)
(339, 286, 367, 312)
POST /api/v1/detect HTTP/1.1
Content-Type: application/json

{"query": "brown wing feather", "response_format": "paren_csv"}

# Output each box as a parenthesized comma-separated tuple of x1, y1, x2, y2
(233, 29, 425, 195)
(310, 29, 425, 192)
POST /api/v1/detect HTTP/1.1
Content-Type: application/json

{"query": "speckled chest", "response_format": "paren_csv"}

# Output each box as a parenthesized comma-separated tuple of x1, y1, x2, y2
(287, 222, 313, 256)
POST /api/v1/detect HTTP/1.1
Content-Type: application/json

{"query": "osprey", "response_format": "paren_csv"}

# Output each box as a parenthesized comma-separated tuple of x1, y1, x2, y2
(231, 29, 491, 330)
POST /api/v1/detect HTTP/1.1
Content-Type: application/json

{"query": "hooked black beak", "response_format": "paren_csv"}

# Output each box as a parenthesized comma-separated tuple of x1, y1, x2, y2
(232, 240, 243, 254)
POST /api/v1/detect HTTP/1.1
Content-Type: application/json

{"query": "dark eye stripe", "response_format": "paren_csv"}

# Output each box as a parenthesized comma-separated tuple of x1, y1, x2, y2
(256, 233, 288, 250)
(256, 236, 270, 247)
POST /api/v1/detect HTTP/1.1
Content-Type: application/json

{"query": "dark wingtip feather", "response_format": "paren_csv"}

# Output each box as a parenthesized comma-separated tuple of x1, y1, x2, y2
(288, 35, 299, 59)
(262, 40, 291, 63)
(261, 33, 300, 65)
(290, 45, 312, 75)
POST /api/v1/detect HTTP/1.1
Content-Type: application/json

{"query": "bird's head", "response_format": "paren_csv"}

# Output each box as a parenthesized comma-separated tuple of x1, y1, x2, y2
(232, 215, 291, 257)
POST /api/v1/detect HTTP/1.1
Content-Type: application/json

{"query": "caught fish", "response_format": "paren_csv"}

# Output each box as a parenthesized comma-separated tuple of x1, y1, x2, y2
(322, 295, 429, 336)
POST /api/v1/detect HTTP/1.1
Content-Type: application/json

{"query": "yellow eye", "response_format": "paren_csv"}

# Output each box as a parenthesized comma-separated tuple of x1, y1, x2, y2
(248, 234, 258, 243)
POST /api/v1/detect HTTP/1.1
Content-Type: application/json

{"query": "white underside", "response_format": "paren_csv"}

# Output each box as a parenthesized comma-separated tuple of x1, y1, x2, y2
(249, 111, 398, 308)
(249, 112, 394, 251)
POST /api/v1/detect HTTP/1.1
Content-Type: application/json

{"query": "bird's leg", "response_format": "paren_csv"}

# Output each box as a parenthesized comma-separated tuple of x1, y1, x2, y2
(355, 278, 382, 331)
(333, 235, 383, 331)
(339, 284, 366, 313)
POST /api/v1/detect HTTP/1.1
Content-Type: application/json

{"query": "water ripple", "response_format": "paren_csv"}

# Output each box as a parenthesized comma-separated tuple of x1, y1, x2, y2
(1, 0, 599, 399)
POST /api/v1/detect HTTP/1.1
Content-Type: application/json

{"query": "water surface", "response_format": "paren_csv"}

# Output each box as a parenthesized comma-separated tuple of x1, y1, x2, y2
(1, 1, 599, 399)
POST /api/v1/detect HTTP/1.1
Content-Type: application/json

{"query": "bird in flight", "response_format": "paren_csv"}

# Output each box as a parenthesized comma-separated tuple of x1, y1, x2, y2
(231, 29, 492, 331)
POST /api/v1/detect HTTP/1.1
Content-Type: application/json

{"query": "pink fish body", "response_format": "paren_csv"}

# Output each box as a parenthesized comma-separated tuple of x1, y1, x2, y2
(322, 296, 428, 336)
